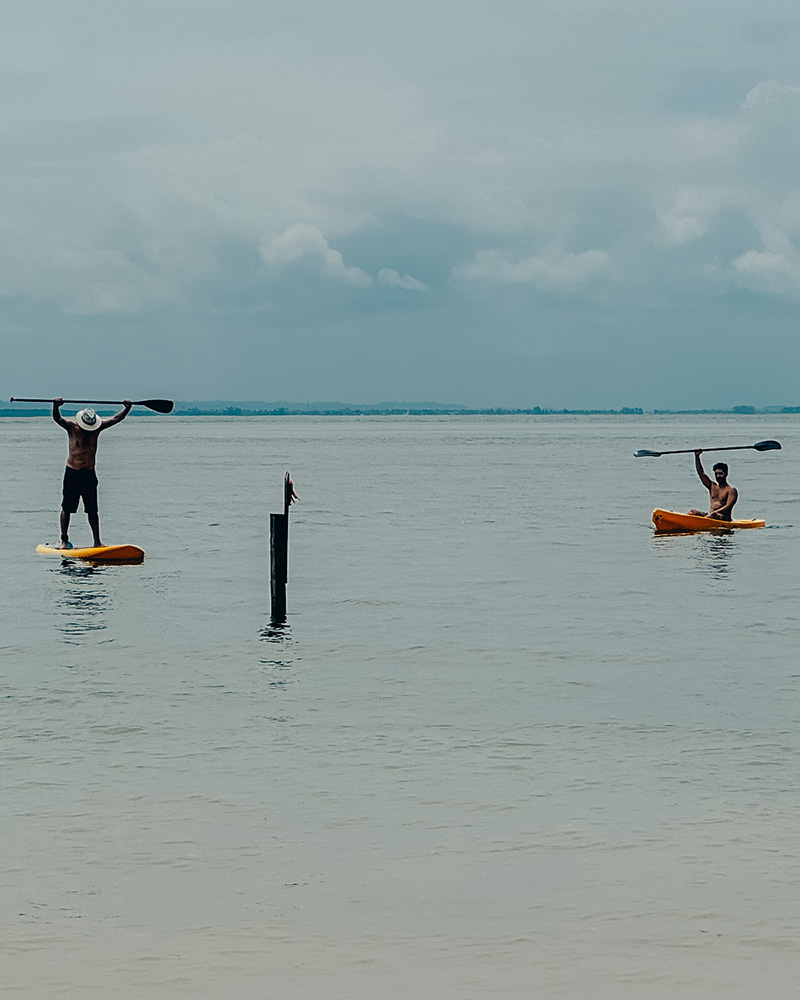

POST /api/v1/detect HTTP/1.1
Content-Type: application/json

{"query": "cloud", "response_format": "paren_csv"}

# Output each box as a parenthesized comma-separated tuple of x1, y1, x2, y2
(657, 189, 732, 246)
(260, 224, 373, 287)
(377, 268, 427, 291)
(260, 224, 428, 291)
(6, 2, 800, 404)
(741, 80, 800, 111)
(733, 250, 791, 275)
(454, 248, 611, 287)
(730, 248, 800, 294)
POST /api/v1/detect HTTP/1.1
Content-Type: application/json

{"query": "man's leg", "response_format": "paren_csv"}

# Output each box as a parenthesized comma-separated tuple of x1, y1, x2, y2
(83, 471, 101, 547)
(87, 512, 102, 548)
(59, 509, 71, 548)
(59, 467, 79, 548)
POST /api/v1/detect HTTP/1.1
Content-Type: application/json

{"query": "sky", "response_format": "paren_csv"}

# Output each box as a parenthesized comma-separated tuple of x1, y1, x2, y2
(2, 0, 800, 409)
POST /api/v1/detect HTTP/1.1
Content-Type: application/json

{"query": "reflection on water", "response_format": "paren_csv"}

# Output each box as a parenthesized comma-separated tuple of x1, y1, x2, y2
(695, 531, 737, 578)
(53, 561, 109, 641)
(258, 623, 295, 696)
(259, 658, 295, 692)
(260, 621, 291, 643)
(652, 529, 738, 579)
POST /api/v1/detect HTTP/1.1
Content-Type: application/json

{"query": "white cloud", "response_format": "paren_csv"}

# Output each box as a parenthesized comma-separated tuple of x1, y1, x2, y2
(722, 214, 800, 293)
(657, 188, 735, 246)
(730, 246, 800, 294)
(260, 224, 427, 291)
(659, 204, 709, 246)
(454, 248, 611, 287)
(260, 224, 373, 287)
(377, 268, 427, 291)
(733, 250, 791, 276)
(741, 80, 800, 111)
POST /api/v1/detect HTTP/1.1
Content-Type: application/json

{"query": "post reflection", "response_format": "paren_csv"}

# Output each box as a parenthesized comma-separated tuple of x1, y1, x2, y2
(258, 622, 294, 695)
(52, 561, 109, 640)
(259, 621, 292, 643)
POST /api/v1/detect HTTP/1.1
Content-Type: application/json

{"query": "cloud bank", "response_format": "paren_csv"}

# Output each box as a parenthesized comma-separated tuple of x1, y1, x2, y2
(3, 1, 800, 406)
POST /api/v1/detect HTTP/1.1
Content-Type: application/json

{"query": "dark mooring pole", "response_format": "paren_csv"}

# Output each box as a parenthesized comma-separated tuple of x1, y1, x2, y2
(270, 473, 298, 621)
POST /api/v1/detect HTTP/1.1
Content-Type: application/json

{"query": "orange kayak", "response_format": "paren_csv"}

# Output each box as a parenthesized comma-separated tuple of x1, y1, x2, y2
(652, 509, 765, 533)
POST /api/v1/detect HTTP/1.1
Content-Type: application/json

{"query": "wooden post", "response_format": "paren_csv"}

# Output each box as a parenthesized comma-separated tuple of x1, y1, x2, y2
(270, 473, 298, 621)
(270, 512, 288, 620)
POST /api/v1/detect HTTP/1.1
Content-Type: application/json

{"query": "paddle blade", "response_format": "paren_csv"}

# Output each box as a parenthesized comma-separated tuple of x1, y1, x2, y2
(634, 449, 661, 458)
(136, 398, 174, 413)
(753, 439, 781, 451)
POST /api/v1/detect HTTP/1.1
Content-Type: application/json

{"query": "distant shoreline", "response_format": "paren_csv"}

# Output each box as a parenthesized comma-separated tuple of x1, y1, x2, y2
(2, 406, 799, 418)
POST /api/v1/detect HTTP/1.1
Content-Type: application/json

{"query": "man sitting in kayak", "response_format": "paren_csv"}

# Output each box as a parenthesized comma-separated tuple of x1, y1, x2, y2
(688, 450, 738, 521)
(52, 397, 132, 548)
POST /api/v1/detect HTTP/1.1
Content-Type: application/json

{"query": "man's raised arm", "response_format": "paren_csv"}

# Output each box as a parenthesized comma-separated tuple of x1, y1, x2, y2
(100, 399, 132, 429)
(52, 397, 71, 430)
(694, 449, 713, 490)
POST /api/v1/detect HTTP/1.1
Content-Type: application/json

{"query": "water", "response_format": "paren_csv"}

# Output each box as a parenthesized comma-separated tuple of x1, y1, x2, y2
(2, 414, 800, 997)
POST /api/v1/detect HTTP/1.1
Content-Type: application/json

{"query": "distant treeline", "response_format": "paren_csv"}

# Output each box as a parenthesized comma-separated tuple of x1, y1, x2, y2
(175, 406, 649, 416)
(3, 405, 799, 418)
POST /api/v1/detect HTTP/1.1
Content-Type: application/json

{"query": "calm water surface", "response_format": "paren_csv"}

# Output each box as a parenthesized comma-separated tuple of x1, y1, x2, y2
(2, 414, 800, 997)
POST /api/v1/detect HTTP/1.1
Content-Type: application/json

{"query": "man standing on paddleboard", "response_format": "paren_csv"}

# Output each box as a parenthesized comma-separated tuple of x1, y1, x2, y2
(688, 450, 738, 521)
(52, 397, 132, 549)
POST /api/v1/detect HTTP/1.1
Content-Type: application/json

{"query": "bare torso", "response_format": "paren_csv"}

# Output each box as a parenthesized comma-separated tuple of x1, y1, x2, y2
(707, 481, 737, 519)
(52, 399, 132, 470)
(690, 451, 738, 520)
(65, 425, 101, 470)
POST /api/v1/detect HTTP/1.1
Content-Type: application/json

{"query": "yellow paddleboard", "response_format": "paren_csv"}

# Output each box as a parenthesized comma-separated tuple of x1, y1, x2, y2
(37, 543, 145, 563)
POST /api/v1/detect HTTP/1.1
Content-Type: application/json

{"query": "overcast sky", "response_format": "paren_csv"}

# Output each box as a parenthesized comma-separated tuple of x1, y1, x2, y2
(3, 0, 800, 408)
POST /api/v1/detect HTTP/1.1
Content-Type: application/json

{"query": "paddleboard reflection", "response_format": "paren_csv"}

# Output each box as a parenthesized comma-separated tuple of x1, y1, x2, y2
(52, 561, 110, 640)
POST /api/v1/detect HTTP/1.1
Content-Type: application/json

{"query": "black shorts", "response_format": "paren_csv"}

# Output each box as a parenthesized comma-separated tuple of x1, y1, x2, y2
(62, 467, 99, 515)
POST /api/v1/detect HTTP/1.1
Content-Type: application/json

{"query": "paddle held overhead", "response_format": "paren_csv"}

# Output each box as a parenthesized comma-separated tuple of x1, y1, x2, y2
(11, 397, 174, 413)
(634, 440, 781, 458)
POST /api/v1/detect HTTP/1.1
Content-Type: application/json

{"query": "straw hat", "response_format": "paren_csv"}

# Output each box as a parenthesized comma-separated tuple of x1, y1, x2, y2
(75, 408, 102, 432)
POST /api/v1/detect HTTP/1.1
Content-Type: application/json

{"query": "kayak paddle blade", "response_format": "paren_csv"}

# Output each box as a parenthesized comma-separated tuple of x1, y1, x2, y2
(753, 439, 781, 451)
(634, 449, 661, 458)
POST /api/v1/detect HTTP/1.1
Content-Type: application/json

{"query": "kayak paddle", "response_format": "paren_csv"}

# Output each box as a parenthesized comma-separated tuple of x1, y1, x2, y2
(10, 397, 174, 414)
(634, 439, 781, 458)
